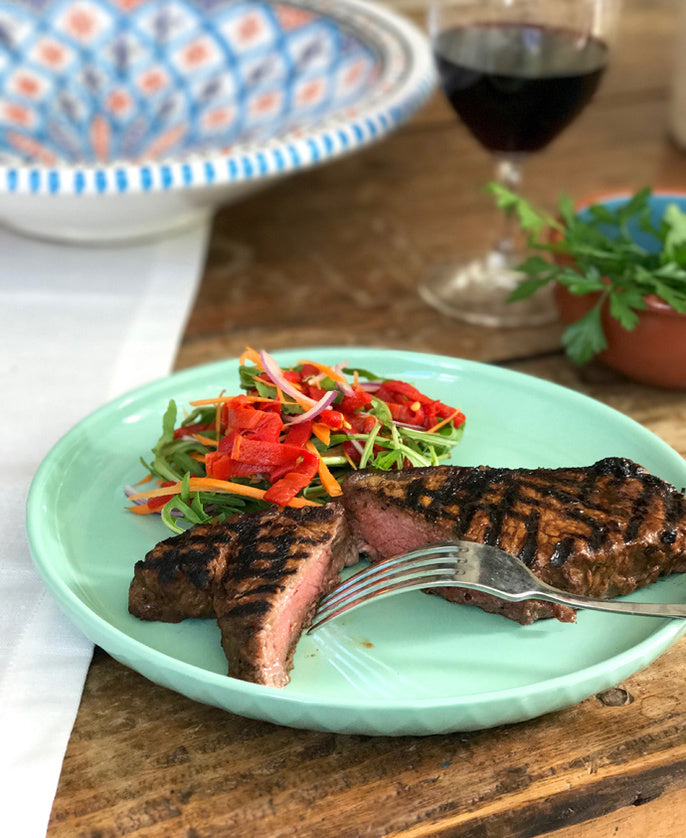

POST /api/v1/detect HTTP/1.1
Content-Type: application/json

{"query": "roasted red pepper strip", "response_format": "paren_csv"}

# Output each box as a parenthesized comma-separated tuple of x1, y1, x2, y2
(318, 408, 345, 430)
(283, 420, 313, 447)
(263, 472, 312, 505)
(346, 413, 378, 434)
(205, 453, 262, 480)
(263, 448, 319, 506)
(338, 389, 373, 413)
(145, 480, 177, 511)
(375, 380, 465, 430)
(375, 380, 428, 403)
(231, 436, 308, 467)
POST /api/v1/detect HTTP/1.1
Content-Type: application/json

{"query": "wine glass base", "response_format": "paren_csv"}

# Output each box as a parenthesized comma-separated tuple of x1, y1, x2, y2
(419, 252, 557, 328)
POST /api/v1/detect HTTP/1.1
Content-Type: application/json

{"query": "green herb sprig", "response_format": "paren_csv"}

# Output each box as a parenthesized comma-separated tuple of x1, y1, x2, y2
(489, 183, 686, 364)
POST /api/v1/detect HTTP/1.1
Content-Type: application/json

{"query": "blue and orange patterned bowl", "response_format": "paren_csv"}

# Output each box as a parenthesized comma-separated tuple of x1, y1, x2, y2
(0, 0, 434, 241)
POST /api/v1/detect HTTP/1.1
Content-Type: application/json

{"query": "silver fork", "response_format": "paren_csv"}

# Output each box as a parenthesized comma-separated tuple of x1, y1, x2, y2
(308, 541, 686, 632)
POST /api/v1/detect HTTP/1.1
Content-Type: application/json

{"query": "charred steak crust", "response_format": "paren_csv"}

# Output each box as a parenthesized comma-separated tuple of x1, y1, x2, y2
(128, 520, 229, 622)
(341, 457, 686, 625)
(129, 503, 356, 687)
(213, 503, 355, 687)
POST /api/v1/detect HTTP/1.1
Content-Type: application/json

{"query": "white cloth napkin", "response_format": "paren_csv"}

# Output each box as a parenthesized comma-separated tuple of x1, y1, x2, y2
(0, 220, 210, 837)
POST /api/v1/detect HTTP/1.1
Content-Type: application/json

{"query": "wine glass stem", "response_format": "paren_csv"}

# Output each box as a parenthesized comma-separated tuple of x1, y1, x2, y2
(492, 156, 525, 260)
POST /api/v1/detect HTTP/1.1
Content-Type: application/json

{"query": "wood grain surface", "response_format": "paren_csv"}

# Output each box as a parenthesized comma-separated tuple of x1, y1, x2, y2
(48, 1, 686, 835)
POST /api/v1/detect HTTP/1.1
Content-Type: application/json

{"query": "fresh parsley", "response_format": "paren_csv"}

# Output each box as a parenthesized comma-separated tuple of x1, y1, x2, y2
(489, 183, 686, 364)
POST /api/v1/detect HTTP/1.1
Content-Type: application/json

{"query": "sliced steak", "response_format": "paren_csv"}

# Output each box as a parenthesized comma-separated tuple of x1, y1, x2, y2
(213, 502, 355, 687)
(129, 503, 357, 687)
(342, 458, 686, 625)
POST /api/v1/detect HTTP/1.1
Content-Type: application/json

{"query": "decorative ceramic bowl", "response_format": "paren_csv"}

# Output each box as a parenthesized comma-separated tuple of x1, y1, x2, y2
(0, 0, 434, 242)
(554, 191, 686, 389)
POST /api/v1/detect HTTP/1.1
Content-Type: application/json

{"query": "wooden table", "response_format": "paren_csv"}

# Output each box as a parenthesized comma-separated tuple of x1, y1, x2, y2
(49, 1, 686, 835)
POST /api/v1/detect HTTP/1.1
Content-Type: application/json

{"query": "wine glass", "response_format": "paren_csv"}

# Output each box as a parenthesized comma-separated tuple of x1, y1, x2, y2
(419, 0, 621, 327)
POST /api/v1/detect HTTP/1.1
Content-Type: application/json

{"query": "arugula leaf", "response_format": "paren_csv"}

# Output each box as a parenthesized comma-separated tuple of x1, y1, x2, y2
(150, 400, 184, 482)
(343, 366, 387, 381)
(238, 364, 260, 390)
(359, 422, 382, 469)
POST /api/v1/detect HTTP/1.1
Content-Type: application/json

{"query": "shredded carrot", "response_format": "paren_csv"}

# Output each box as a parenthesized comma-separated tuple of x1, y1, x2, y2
(272, 381, 313, 412)
(189, 394, 296, 407)
(191, 433, 219, 448)
(305, 441, 342, 497)
(127, 503, 156, 515)
(128, 476, 320, 508)
(343, 449, 358, 470)
(427, 408, 462, 434)
(299, 359, 348, 384)
(239, 346, 263, 367)
(312, 421, 331, 447)
(127, 486, 180, 500)
(215, 389, 225, 439)
(188, 451, 206, 463)
(135, 472, 154, 486)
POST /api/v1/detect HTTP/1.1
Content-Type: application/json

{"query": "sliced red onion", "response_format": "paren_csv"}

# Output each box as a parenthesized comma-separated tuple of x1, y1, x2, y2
(124, 484, 182, 516)
(393, 420, 425, 431)
(259, 349, 316, 407)
(357, 380, 382, 393)
(286, 388, 338, 425)
(124, 485, 148, 505)
(348, 438, 365, 456)
(333, 362, 354, 396)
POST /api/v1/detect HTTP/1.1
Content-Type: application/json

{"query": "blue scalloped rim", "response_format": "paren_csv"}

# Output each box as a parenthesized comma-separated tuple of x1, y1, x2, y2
(0, 0, 435, 196)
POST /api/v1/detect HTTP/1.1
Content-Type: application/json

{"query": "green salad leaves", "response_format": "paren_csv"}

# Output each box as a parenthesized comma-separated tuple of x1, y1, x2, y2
(129, 352, 466, 534)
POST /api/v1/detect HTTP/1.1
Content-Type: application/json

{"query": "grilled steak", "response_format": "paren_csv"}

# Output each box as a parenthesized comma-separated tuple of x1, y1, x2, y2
(212, 502, 356, 687)
(129, 503, 356, 687)
(342, 457, 686, 624)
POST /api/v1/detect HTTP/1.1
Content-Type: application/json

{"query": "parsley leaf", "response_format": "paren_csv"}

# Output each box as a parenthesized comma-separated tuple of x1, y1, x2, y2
(488, 184, 686, 365)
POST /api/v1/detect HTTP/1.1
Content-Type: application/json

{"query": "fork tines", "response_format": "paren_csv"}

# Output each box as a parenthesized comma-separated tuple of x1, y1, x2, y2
(309, 543, 466, 632)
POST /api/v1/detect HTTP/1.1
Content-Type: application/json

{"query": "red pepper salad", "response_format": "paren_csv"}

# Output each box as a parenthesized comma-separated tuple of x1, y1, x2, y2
(127, 348, 466, 533)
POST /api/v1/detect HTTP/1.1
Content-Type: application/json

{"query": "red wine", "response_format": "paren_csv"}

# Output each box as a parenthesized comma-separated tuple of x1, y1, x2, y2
(434, 24, 608, 153)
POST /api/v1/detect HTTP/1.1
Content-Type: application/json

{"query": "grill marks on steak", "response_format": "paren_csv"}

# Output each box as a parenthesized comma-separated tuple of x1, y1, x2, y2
(129, 521, 230, 622)
(213, 504, 356, 687)
(341, 458, 686, 625)
(129, 503, 356, 687)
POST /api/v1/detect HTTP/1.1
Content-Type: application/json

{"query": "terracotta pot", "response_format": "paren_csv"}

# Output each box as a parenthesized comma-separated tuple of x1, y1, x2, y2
(554, 285, 686, 389)
(552, 191, 686, 390)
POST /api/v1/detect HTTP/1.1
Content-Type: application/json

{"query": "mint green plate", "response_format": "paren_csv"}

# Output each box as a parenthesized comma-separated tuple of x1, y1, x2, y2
(26, 348, 686, 735)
